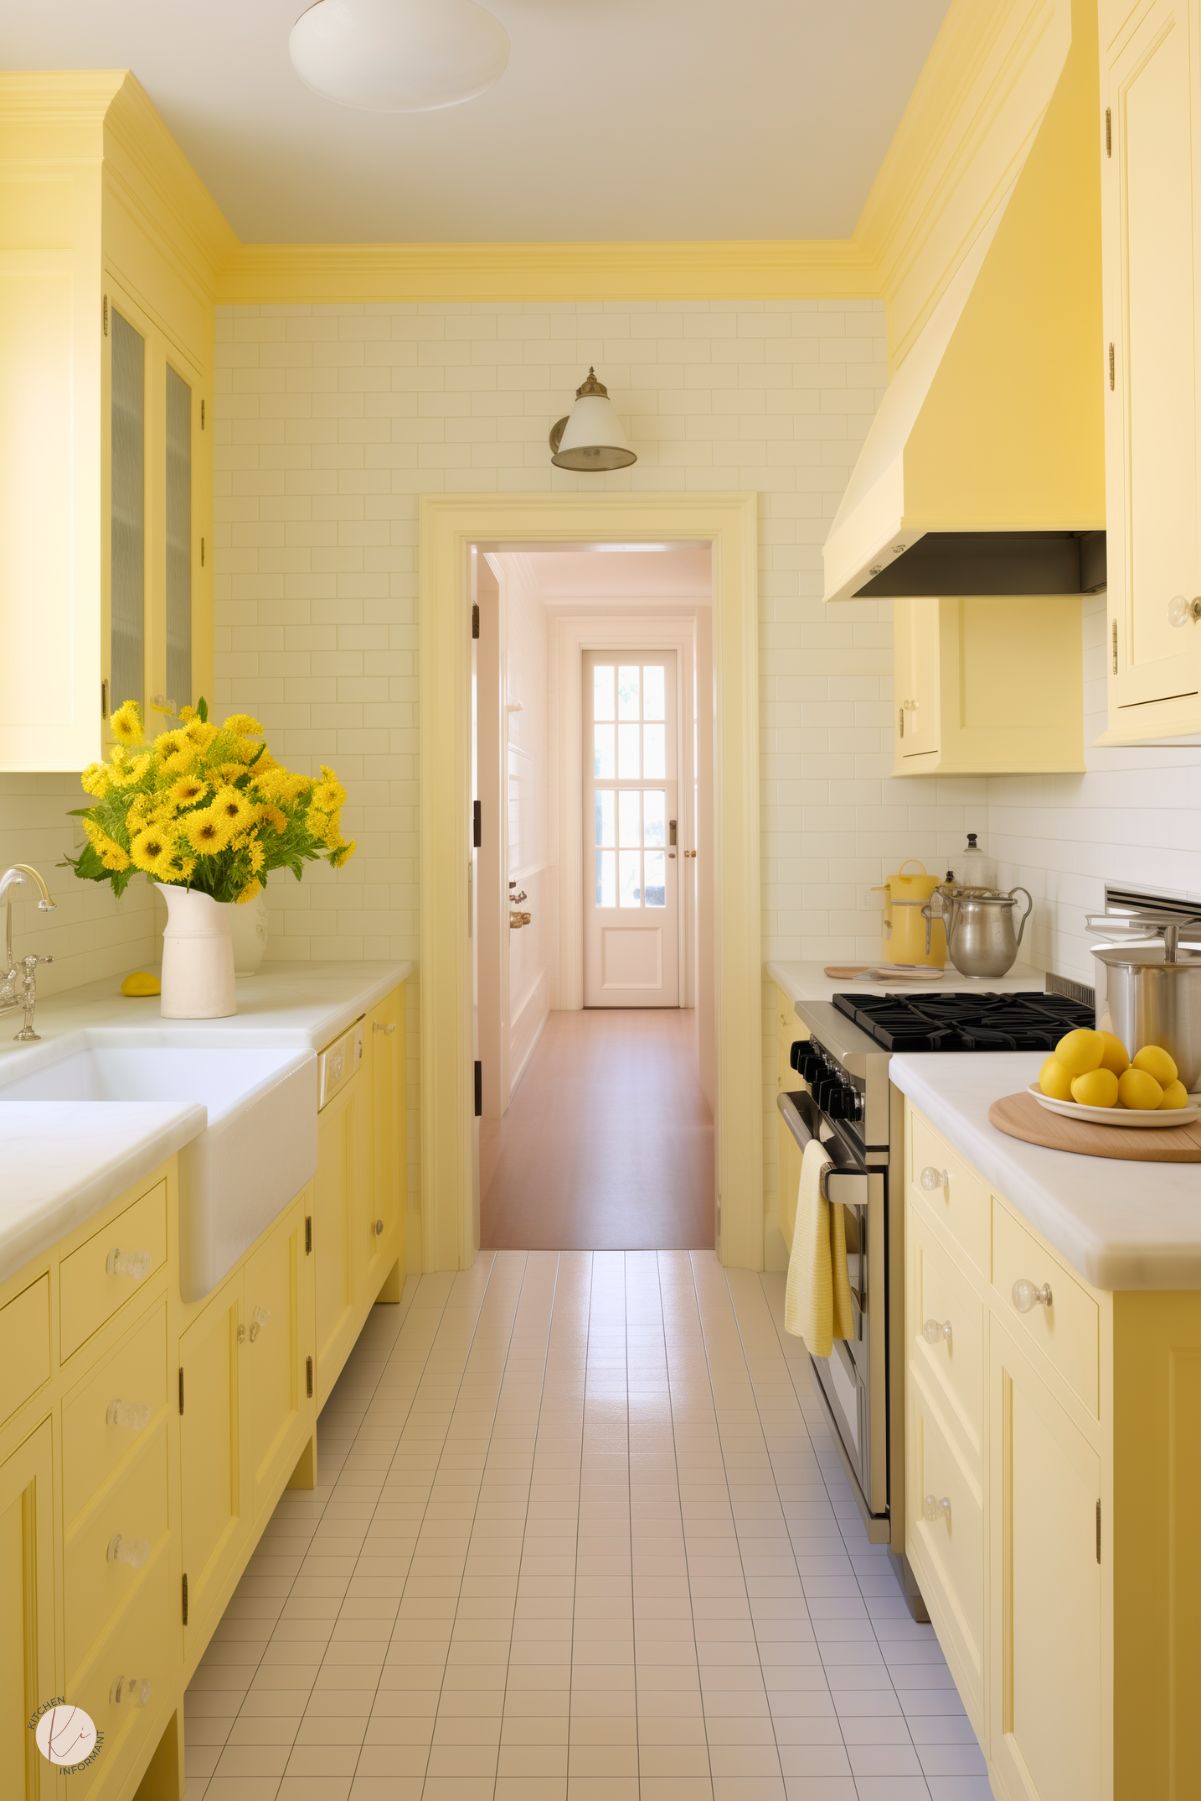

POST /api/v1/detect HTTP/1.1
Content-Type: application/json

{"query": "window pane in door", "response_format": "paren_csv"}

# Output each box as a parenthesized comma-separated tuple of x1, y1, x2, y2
(643, 790, 666, 847)
(595, 850, 616, 908)
(593, 664, 615, 721)
(594, 724, 615, 779)
(619, 850, 642, 909)
(643, 723, 666, 779)
(617, 723, 641, 778)
(594, 789, 615, 848)
(644, 851, 666, 908)
(642, 664, 666, 720)
(165, 365, 192, 711)
(617, 665, 640, 720)
(618, 791, 641, 848)
(109, 307, 145, 715)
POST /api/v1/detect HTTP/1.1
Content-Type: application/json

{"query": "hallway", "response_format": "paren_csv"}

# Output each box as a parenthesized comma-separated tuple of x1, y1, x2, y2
(181, 1253, 986, 1801)
(480, 1012, 715, 1251)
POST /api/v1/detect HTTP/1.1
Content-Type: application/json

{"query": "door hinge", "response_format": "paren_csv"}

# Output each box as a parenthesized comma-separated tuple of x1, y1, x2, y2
(1108, 342, 1115, 391)
(200, 536, 206, 569)
(473, 799, 481, 849)
(898, 706, 905, 740)
(178, 1366, 185, 1415)
(474, 1059, 483, 1119)
(471, 602, 480, 640)
(1096, 1498, 1102, 1564)
(200, 397, 206, 431)
(101, 677, 110, 722)
(181, 1573, 189, 1626)
(1105, 107, 1112, 157)
(305, 1355, 314, 1398)
(1112, 619, 1119, 675)
(304, 1214, 313, 1255)
(102, 294, 108, 337)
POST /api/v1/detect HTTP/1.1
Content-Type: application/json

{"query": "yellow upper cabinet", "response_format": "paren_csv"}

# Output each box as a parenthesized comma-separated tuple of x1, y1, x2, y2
(892, 595, 1084, 774)
(1101, 0, 1201, 739)
(0, 73, 234, 771)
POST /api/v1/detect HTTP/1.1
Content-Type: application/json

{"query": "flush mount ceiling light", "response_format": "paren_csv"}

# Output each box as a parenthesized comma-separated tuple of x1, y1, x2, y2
(289, 0, 510, 113)
(549, 369, 637, 472)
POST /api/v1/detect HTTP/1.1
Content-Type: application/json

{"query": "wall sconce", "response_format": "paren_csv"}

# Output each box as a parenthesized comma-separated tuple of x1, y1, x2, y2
(548, 368, 637, 471)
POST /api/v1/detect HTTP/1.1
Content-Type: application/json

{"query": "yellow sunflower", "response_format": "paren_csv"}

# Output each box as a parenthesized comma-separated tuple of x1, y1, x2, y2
(313, 765, 347, 811)
(183, 718, 218, 751)
(247, 840, 266, 875)
(129, 825, 176, 879)
(212, 786, 252, 830)
(84, 821, 130, 871)
(257, 802, 288, 835)
(108, 750, 152, 788)
(306, 807, 330, 840)
(109, 699, 144, 746)
(154, 730, 196, 776)
(80, 762, 111, 798)
(328, 840, 356, 869)
(222, 713, 264, 737)
(236, 878, 263, 905)
(185, 807, 234, 856)
(170, 775, 209, 808)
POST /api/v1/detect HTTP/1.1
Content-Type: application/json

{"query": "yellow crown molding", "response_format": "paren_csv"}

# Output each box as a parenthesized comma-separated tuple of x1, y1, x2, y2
(216, 237, 878, 306)
(104, 75, 239, 289)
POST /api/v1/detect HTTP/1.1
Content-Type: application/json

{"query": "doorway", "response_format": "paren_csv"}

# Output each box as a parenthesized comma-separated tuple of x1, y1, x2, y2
(418, 491, 762, 1273)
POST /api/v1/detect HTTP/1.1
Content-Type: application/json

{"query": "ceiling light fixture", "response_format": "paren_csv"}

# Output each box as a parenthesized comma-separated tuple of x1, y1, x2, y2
(289, 0, 510, 113)
(549, 369, 637, 473)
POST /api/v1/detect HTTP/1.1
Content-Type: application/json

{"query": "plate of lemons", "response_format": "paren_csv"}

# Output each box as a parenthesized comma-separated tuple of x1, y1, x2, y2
(1030, 1029, 1199, 1126)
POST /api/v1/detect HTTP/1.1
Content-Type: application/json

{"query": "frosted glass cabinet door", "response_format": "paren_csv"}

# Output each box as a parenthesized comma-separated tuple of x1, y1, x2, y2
(164, 362, 193, 712)
(108, 304, 146, 719)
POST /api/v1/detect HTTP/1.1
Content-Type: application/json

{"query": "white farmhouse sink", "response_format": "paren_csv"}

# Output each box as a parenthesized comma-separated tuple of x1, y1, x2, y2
(0, 1040, 317, 1300)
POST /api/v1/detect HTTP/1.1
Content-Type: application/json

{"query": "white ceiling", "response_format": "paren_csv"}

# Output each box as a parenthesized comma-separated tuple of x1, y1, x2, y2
(492, 547, 712, 608)
(0, 0, 950, 242)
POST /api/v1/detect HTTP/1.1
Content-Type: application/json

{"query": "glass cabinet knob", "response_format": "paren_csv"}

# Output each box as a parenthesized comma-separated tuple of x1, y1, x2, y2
(919, 1166, 949, 1193)
(922, 1318, 953, 1346)
(1011, 1278, 1053, 1313)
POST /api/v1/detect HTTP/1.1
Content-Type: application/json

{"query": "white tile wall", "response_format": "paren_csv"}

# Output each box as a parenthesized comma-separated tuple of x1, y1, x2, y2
(987, 597, 1201, 987)
(212, 299, 989, 968)
(0, 775, 158, 997)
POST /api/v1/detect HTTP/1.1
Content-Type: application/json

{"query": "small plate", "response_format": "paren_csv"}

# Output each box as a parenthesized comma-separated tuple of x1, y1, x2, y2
(1026, 1083, 1200, 1128)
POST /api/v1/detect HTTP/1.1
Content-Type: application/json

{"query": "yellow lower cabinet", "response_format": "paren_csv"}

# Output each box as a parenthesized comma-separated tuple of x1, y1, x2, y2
(240, 1201, 313, 1528)
(64, 1422, 170, 1683)
(988, 1317, 1102, 1801)
(365, 988, 406, 1302)
(313, 1057, 370, 1406)
(67, 1538, 176, 1801)
(178, 1278, 244, 1661)
(0, 1419, 56, 1801)
(906, 1368, 986, 1740)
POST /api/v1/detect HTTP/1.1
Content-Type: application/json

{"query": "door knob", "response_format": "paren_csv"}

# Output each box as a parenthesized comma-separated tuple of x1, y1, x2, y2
(1168, 595, 1201, 626)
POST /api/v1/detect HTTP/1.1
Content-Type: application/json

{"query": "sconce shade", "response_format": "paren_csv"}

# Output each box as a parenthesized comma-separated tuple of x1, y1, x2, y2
(549, 369, 637, 471)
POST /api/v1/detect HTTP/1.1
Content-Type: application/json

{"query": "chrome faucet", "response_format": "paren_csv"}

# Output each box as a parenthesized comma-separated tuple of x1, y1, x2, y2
(0, 864, 56, 1041)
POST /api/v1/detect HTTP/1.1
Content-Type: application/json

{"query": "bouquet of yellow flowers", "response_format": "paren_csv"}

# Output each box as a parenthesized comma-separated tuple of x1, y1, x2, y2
(64, 699, 355, 904)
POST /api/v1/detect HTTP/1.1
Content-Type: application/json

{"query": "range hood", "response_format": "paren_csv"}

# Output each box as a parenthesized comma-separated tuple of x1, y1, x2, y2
(823, 8, 1106, 604)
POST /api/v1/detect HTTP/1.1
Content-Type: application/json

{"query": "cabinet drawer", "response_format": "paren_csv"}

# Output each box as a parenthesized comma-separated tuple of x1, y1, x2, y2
(62, 1300, 169, 1527)
(68, 1537, 177, 1800)
(60, 1180, 167, 1361)
(907, 1210, 985, 1465)
(991, 1201, 1100, 1416)
(907, 1369, 986, 1732)
(0, 1274, 51, 1428)
(907, 1108, 988, 1273)
(64, 1417, 170, 1683)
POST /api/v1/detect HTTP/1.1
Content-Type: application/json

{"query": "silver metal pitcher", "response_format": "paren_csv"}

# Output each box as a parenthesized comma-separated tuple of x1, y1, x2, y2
(927, 885, 1033, 978)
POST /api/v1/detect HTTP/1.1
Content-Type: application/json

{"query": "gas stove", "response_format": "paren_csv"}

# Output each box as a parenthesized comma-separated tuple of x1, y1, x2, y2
(833, 988, 1095, 1052)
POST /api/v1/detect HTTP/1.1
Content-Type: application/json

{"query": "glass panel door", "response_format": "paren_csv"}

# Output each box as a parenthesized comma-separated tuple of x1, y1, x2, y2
(109, 305, 145, 717)
(164, 362, 193, 712)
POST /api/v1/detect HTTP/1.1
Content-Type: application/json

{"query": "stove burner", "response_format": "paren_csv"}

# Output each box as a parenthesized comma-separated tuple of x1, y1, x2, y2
(832, 990, 1094, 1053)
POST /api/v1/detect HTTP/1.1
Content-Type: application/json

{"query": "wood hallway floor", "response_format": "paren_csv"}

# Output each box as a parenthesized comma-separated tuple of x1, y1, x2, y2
(480, 1010, 714, 1250)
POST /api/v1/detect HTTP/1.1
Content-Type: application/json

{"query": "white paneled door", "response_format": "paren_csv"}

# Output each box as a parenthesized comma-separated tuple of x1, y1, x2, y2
(584, 651, 680, 1007)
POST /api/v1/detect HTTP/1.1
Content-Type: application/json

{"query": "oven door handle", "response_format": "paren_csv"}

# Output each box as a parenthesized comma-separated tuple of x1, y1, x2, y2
(776, 1090, 870, 1209)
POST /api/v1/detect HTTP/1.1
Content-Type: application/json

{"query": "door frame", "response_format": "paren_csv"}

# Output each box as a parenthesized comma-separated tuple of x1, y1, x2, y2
(557, 620, 696, 1011)
(419, 491, 761, 1271)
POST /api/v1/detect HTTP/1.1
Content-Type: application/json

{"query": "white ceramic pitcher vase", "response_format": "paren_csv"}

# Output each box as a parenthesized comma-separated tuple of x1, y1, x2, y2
(156, 883, 237, 1019)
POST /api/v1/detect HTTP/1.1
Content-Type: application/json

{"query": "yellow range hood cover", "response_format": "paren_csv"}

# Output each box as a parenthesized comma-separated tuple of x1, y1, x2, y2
(823, 3, 1106, 604)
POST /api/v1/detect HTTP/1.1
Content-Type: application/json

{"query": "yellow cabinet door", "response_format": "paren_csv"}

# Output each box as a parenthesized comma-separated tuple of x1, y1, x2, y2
(989, 1320, 1103, 1801)
(1103, 0, 1201, 721)
(893, 595, 941, 759)
(240, 1202, 312, 1526)
(365, 990, 406, 1303)
(178, 1280, 244, 1654)
(313, 1071, 369, 1405)
(0, 1420, 56, 1801)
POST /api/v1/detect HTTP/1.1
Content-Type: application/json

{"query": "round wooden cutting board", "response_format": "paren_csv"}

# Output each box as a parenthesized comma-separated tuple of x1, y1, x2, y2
(989, 1091, 1201, 1162)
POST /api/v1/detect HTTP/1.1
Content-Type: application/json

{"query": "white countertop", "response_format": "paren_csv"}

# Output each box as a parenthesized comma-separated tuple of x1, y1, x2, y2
(0, 960, 413, 1287)
(767, 958, 1049, 1010)
(891, 1052, 1201, 1292)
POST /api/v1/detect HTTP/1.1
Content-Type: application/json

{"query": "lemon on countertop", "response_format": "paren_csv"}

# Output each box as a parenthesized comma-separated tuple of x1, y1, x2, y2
(1117, 1066, 1164, 1111)
(1038, 1056, 1075, 1101)
(1071, 1068, 1120, 1109)
(1132, 1044, 1179, 1088)
(1159, 1080, 1191, 1110)
(120, 970, 161, 997)
(1097, 1031, 1130, 1076)
(1054, 1028, 1104, 1078)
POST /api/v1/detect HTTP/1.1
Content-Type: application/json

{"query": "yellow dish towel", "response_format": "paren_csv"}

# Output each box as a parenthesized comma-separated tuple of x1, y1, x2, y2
(784, 1136, 855, 1357)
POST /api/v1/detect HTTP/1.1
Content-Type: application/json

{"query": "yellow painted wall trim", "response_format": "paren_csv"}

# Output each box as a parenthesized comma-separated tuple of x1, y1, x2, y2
(216, 237, 877, 306)
(104, 74, 239, 294)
